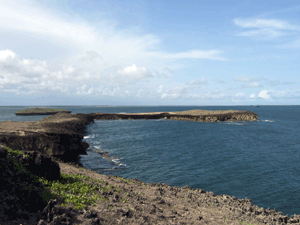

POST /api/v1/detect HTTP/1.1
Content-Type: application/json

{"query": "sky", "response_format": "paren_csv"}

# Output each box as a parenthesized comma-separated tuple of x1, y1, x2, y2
(0, 0, 300, 105)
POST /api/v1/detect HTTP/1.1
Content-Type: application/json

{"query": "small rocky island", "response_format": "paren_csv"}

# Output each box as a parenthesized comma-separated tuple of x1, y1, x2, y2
(15, 107, 71, 116)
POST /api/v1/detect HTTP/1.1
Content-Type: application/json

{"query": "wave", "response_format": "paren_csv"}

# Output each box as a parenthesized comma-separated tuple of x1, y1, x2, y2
(90, 146, 127, 168)
(222, 121, 247, 126)
(83, 134, 95, 139)
(261, 119, 275, 122)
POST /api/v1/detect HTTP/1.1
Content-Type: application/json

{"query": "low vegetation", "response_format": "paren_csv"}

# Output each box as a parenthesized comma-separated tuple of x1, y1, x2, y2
(4, 146, 111, 210)
(39, 174, 110, 209)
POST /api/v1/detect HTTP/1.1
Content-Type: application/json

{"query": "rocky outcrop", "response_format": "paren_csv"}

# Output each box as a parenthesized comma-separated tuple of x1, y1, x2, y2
(14, 150, 61, 181)
(88, 110, 258, 122)
(0, 112, 94, 163)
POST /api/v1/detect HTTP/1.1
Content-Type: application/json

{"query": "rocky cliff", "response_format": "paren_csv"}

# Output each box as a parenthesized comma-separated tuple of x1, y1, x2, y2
(0, 113, 94, 163)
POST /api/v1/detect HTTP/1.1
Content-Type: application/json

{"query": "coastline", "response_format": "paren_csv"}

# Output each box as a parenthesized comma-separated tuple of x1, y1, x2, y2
(3, 109, 299, 224)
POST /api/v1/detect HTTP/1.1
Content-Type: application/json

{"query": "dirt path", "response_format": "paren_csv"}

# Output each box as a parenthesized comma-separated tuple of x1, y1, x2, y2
(58, 162, 294, 225)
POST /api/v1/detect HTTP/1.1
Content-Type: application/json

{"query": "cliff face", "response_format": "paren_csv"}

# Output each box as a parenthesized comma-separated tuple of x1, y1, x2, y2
(0, 132, 88, 162)
(0, 113, 94, 163)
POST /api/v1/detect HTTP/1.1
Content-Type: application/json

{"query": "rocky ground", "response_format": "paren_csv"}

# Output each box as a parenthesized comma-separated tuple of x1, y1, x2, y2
(2, 147, 300, 225)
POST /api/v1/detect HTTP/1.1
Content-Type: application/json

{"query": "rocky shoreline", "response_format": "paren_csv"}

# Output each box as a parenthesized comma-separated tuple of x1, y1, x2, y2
(1, 147, 300, 224)
(6, 109, 300, 224)
(0, 110, 258, 163)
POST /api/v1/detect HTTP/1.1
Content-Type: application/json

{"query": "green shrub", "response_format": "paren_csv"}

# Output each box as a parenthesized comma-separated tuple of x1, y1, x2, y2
(39, 174, 108, 209)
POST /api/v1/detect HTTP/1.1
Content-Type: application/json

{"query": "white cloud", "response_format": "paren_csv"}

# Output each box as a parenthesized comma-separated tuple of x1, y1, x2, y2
(238, 29, 285, 39)
(157, 85, 163, 93)
(0, 1, 227, 100)
(234, 18, 298, 40)
(189, 89, 226, 100)
(234, 18, 298, 30)
(234, 75, 252, 82)
(235, 92, 246, 98)
(243, 82, 262, 88)
(148, 50, 226, 61)
(117, 64, 152, 81)
(0, 49, 16, 61)
(258, 90, 272, 99)
(213, 79, 225, 84)
(0, 49, 100, 95)
(186, 78, 207, 85)
(249, 93, 256, 99)
(161, 86, 188, 99)
(234, 76, 263, 88)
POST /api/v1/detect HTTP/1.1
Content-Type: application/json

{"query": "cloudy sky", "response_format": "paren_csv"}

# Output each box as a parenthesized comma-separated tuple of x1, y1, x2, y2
(0, 0, 299, 105)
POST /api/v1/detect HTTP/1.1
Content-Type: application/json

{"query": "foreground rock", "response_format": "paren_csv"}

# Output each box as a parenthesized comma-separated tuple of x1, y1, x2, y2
(15, 107, 71, 116)
(2, 145, 300, 224)
(0, 146, 60, 224)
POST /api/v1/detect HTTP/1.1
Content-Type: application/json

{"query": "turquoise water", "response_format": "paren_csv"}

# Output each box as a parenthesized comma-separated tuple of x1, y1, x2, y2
(1, 105, 300, 216)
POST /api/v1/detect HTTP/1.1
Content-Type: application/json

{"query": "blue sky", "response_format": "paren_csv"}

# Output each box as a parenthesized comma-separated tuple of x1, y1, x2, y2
(0, 0, 299, 105)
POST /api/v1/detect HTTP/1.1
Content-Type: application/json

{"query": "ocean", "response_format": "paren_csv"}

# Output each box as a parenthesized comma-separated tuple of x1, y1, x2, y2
(1, 105, 299, 216)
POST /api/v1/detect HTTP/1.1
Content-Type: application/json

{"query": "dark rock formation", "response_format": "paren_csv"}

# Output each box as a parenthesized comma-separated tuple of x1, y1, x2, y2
(0, 146, 48, 223)
(0, 112, 94, 163)
(14, 150, 61, 181)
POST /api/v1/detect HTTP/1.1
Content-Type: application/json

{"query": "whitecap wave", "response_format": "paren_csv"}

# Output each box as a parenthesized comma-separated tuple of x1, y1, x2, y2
(83, 134, 95, 139)
(261, 119, 275, 122)
(223, 121, 246, 125)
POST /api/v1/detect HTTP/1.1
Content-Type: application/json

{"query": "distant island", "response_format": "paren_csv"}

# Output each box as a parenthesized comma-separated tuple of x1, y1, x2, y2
(15, 107, 71, 116)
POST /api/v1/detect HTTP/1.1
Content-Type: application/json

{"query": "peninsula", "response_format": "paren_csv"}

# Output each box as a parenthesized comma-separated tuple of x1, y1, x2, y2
(15, 107, 71, 116)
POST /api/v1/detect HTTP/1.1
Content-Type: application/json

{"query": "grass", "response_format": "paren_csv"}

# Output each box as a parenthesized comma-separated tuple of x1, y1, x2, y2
(4, 147, 29, 158)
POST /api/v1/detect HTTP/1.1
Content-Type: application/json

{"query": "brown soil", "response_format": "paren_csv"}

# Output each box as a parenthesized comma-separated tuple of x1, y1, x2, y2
(47, 162, 297, 225)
